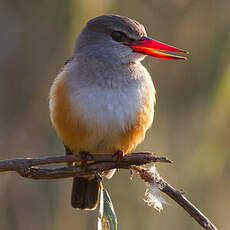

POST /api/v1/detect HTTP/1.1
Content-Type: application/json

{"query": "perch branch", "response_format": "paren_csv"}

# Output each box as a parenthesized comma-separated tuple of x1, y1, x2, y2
(132, 165, 218, 230)
(0, 152, 170, 179)
(0, 153, 218, 230)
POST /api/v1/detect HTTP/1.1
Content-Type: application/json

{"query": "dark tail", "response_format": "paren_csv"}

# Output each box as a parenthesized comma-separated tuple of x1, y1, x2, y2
(71, 177, 101, 210)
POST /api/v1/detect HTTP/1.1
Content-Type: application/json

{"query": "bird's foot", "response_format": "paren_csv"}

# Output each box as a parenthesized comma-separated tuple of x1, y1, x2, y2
(79, 151, 94, 169)
(112, 150, 124, 162)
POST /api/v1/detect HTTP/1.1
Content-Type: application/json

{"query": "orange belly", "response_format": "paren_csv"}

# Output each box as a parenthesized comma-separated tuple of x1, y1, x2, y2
(49, 72, 154, 154)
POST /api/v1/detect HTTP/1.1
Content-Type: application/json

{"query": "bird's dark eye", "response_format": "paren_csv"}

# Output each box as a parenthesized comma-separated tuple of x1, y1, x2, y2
(111, 31, 129, 42)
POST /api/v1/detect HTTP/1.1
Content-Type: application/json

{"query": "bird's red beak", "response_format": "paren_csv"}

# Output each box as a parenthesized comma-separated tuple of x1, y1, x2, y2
(123, 36, 188, 60)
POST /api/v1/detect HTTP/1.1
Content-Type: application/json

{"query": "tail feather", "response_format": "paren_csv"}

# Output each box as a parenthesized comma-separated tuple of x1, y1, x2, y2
(71, 177, 101, 210)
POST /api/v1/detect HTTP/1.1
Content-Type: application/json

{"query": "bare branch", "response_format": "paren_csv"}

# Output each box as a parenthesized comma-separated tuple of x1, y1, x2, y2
(0, 153, 218, 230)
(0, 152, 170, 179)
(132, 166, 218, 230)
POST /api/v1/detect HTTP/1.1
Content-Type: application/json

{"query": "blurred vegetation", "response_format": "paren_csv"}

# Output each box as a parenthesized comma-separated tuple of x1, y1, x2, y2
(0, 0, 229, 229)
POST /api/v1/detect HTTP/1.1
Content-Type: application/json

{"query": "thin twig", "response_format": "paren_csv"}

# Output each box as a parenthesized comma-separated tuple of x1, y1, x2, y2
(132, 166, 218, 230)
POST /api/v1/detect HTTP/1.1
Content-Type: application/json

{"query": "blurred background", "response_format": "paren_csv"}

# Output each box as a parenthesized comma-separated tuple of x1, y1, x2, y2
(0, 0, 229, 229)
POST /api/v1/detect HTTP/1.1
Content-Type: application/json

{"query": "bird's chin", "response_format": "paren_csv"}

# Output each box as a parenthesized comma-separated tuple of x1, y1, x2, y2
(117, 50, 145, 64)
(129, 52, 146, 64)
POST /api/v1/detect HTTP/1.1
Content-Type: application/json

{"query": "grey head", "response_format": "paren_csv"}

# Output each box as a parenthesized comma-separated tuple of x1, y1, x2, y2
(73, 15, 147, 64)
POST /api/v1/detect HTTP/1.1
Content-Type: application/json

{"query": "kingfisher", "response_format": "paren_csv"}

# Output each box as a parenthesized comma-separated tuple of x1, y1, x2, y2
(49, 14, 187, 210)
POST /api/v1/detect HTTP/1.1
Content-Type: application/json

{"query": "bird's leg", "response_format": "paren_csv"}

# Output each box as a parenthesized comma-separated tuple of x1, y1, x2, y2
(79, 151, 94, 169)
(112, 150, 124, 162)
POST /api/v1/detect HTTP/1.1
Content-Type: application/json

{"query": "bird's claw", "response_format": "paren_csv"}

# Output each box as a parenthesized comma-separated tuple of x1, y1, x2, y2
(79, 151, 93, 169)
(112, 150, 124, 162)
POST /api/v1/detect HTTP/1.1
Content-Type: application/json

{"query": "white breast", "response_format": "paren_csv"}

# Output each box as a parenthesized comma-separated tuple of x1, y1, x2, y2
(71, 83, 140, 130)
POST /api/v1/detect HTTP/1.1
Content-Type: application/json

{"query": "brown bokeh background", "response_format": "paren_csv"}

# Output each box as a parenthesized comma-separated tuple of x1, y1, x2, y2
(0, 0, 229, 229)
